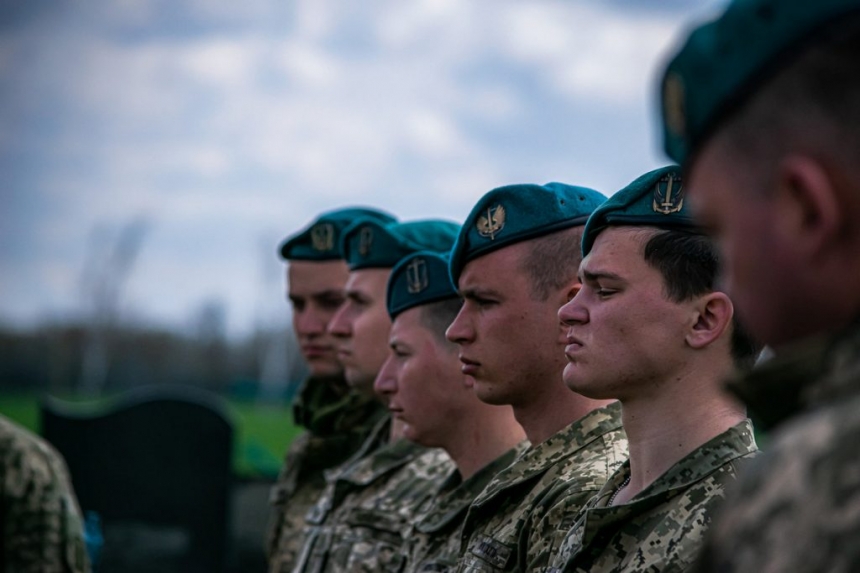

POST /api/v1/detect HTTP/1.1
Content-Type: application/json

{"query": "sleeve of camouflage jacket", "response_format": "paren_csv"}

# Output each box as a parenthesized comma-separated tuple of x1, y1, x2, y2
(1, 418, 90, 573)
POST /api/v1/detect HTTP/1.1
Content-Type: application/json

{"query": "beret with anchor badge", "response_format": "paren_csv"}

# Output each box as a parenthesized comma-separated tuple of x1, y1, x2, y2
(660, 0, 860, 166)
(448, 182, 607, 285)
(278, 207, 397, 261)
(341, 218, 460, 271)
(581, 165, 696, 256)
(386, 251, 459, 319)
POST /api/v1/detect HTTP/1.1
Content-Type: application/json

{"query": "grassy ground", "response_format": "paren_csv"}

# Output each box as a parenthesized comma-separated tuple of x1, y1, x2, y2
(0, 392, 301, 480)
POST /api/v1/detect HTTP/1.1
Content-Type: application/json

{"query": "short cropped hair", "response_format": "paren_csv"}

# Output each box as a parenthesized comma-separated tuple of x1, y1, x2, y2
(643, 229, 761, 370)
(419, 298, 464, 346)
(519, 226, 584, 301)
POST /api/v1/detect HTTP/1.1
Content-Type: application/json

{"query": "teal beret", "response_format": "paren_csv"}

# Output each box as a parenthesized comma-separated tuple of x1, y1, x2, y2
(279, 207, 396, 261)
(449, 182, 607, 285)
(582, 166, 696, 256)
(386, 251, 459, 319)
(341, 219, 460, 271)
(661, 0, 860, 165)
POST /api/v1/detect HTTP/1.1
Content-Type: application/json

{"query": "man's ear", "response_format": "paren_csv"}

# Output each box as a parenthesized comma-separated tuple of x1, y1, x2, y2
(775, 155, 841, 259)
(686, 292, 733, 350)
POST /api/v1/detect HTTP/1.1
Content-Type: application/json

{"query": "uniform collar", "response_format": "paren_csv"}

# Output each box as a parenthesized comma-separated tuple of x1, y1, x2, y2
(471, 402, 623, 507)
(576, 419, 757, 553)
(415, 443, 527, 533)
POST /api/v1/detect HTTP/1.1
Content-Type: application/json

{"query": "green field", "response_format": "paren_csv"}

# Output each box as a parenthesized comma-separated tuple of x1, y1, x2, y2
(0, 393, 302, 480)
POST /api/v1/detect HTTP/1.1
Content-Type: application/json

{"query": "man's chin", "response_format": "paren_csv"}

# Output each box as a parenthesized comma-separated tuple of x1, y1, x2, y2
(472, 380, 508, 406)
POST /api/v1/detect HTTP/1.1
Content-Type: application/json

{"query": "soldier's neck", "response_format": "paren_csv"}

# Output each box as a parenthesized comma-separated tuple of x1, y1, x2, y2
(513, 384, 613, 445)
(614, 374, 745, 505)
(442, 414, 526, 480)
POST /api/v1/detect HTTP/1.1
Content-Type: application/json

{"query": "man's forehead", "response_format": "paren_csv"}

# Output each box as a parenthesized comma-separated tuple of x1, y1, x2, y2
(345, 268, 391, 293)
(390, 307, 424, 339)
(288, 259, 348, 291)
(582, 227, 657, 271)
(459, 242, 526, 286)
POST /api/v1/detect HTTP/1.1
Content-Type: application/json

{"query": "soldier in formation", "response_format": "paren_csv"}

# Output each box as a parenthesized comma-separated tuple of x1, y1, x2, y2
(445, 182, 629, 572)
(291, 218, 458, 573)
(376, 250, 526, 573)
(661, 0, 860, 570)
(549, 165, 760, 572)
(268, 207, 394, 573)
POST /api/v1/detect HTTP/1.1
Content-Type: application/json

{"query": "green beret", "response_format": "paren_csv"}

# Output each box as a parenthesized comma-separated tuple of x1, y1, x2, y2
(386, 251, 459, 319)
(279, 207, 396, 261)
(341, 219, 460, 271)
(661, 0, 860, 165)
(582, 165, 696, 256)
(449, 182, 607, 285)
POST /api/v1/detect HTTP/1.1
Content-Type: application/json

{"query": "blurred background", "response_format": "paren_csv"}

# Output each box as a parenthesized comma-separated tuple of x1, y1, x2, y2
(0, 0, 724, 570)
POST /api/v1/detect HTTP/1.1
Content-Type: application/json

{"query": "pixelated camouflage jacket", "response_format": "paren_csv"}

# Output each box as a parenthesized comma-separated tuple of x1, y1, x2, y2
(0, 414, 90, 573)
(291, 415, 455, 573)
(548, 419, 757, 573)
(455, 402, 627, 573)
(692, 319, 860, 573)
(267, 375, 388, 573)
(402, 442, 529, 573)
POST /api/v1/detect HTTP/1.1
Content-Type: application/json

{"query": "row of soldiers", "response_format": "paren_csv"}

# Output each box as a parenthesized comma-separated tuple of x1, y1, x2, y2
(267, 161, 756, 573)
(267, 1, 860, 571)
(3, 0, 860, 571)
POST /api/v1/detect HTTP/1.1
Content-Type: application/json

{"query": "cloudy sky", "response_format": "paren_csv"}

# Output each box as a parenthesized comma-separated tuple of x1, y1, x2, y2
(0, 0, 723, 337)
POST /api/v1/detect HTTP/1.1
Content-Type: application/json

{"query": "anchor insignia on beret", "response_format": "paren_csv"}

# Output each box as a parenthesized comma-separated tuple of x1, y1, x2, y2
(406, 257, 428, 294)
(652, 173, 684, 215)
(477, 205, 506, 240)
(358, 227, 374, 257)
(310, 223, 335, 252)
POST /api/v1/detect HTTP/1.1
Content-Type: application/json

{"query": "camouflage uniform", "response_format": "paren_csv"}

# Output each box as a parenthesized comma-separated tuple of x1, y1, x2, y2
(292, 415, 455, 573)
(0, 413, 90, 573)
(692, 321, 860, 573)
(268, 375, 388, 573)
(549, 420, 757, 573)
(403, 443, 529, 573)
(455, 403, 627, 572)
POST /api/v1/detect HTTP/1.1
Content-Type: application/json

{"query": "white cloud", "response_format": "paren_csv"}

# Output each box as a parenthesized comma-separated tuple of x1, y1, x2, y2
(178, 37, 262, 87)
(277, 41, 340, 87)
(498, 3, 679, 105)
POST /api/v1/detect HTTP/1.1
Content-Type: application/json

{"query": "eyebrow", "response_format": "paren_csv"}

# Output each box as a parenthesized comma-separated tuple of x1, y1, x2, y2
(579, 269, 625, 283)
(312, 290, 345, 300)
(459, 286, 503, 300)
(344, 288, 370, 302)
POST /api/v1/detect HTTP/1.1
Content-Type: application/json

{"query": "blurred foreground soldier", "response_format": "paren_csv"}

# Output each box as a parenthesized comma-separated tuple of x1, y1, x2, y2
(445, 183, 628, 572)
(661, 1, 860, 571)
(0, 413, 90, 573)
(375, 251, 527, 573)
(550, 166, 760, 572)
(293, 218, 458, 573)
(268, 207, 395, 572)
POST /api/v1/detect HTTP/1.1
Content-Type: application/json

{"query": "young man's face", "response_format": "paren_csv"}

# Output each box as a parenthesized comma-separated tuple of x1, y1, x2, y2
(287, 259, 349, 377)
(446, 241, 567, 408)
(689, 138, 805, 347)
(374, 306, 467, 447)
(558, 227, 692, 401)
(328, 269, 392, 395)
